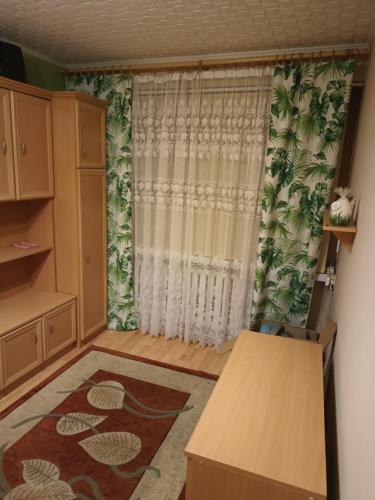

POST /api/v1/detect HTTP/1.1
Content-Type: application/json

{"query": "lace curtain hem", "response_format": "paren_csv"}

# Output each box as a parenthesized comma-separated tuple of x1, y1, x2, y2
(134, 248, 254, 349)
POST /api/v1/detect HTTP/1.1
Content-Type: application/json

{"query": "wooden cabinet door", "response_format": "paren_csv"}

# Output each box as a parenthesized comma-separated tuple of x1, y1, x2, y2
(77, 102, 105, 168)
(0, 319, 43, 388)
(11, 92, 54, 199)
(79, 169, 107, 338)
(44, 301, 76, 359)
(0, 89, 15, 201)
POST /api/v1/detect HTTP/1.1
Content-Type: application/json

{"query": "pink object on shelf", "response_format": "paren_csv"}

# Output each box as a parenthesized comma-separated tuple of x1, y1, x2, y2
(13, 241, 40, 249)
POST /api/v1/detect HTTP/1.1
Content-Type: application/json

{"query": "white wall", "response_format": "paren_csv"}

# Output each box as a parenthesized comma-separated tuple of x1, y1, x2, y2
(331, 47, 375, 499)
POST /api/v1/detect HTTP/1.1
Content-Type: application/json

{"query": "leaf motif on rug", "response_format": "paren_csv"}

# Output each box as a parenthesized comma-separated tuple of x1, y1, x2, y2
(87, 380, 125, 409)
(78, 431, 141, 466)
(22, 459, 60, 485)
(56, 413, 107, 435)
(4, 479, 75, 500)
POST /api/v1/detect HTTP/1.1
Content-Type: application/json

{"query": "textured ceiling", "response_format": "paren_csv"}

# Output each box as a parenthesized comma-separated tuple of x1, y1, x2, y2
(0, 0, 374, 66)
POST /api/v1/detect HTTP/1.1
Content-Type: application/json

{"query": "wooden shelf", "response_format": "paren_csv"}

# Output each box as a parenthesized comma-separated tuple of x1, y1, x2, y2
(0, 245, 52, 265)
(0, 289, 76, 336)
(323, 211, 357, 251)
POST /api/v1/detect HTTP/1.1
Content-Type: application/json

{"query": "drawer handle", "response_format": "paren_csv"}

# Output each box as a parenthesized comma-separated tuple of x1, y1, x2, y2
(82, 145, 87, 158)
(20, 141, 26, 156)
(48, 325, 54, 336)
(1, 139, 6, 155)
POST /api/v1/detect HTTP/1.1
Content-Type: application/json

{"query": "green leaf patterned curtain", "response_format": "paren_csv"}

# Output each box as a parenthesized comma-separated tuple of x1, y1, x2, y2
(67, 74, 136, 331)
(252, 61, 354, 326)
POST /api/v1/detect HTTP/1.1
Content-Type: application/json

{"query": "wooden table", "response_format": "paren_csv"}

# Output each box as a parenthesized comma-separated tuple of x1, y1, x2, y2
(185, 331, 326, 500)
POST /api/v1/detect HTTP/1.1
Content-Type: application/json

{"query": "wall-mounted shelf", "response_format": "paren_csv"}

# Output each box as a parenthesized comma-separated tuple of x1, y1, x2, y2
(0, 245, 52, 265)
(323, 211, 357, 252)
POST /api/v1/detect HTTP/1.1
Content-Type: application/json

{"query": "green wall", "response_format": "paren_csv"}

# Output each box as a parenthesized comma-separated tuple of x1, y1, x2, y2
(23, 53, 66, 90)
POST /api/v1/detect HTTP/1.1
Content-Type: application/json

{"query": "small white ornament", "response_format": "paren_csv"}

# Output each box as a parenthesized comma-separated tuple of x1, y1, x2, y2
(329, 186, 355, 226)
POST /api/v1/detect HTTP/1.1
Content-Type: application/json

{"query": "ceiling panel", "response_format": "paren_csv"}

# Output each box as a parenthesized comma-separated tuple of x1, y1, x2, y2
(0, 0, 374, 65)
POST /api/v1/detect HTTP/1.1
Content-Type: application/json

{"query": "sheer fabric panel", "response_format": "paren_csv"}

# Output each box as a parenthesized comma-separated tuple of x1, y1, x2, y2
(133, 67, 272, 348)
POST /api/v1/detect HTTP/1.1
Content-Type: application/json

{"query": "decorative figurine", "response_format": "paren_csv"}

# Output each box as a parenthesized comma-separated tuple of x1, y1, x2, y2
(329, 186, 355, 226)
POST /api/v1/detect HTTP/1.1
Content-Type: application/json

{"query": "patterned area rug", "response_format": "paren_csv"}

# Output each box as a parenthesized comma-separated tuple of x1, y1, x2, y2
(0, 347, 217, 499)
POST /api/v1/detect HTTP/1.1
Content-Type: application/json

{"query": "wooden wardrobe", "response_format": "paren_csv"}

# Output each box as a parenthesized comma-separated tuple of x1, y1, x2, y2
(52, 93, 107, 343)
(0, 77, 76, 392)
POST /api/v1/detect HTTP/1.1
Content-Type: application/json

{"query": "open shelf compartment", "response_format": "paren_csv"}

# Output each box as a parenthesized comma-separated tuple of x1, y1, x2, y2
(0, 244, 52, 265)
(0, 198, 74, 338)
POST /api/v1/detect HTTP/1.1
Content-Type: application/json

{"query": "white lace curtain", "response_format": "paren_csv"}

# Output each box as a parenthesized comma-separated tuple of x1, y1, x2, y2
(133, 67, 273, 348)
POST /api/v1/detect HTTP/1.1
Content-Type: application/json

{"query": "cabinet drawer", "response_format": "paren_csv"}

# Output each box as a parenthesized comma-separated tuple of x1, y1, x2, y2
(44, 301, 76, 359)
(0, 319, 43, 388)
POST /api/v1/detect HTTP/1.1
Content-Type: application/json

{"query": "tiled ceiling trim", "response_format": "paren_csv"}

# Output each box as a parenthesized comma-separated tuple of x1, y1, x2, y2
(0, 0, 374, 65)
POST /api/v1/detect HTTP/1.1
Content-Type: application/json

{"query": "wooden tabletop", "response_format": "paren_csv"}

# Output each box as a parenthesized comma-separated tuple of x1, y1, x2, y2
(185, 331, 326, 498)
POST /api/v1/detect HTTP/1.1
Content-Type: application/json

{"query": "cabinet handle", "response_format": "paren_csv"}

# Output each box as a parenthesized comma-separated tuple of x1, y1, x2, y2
(20, 141, 26, 156)
(33, 330, 38, 344)
(84, 253, 90, 264)
(82, 145, 87, 158)
(48, 324, 54, 336)
(1, 139, 6, 155)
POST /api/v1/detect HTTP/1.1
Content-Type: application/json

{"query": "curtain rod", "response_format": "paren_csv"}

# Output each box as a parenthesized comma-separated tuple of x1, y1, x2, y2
(63, 47, 369, 75)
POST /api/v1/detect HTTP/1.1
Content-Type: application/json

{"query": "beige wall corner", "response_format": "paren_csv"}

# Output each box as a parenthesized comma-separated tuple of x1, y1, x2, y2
(330, 46, 375, 499)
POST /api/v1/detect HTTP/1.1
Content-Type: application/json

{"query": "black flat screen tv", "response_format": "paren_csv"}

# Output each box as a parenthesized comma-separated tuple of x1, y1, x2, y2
(0, 40, 26, 82)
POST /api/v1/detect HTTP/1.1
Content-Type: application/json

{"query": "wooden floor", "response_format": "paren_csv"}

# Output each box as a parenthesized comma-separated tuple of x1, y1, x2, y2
(0, 330, 230, 413)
